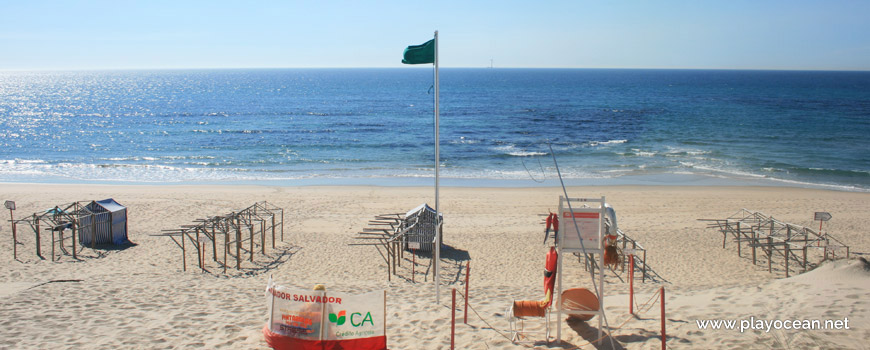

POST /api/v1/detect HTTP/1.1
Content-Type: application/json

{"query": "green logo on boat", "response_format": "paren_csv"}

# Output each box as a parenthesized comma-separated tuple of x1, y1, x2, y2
(329, 310, 346, 325)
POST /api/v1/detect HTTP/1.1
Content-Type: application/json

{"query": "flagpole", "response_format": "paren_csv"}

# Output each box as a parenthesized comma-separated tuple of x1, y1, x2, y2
(433, 30, 441, 304)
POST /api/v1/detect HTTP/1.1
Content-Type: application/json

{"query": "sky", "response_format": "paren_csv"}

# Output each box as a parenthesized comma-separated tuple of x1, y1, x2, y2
(1, 0, 869, 71)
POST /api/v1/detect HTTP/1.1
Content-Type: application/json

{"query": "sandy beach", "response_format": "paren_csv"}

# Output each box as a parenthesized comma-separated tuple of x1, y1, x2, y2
(0, 183, 868, 349)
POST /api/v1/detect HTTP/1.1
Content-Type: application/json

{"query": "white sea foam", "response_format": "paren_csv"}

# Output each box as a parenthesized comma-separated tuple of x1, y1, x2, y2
(630, 148, 657, 157)
(588, 139, 628, 146)
(492, 145, 547, 157)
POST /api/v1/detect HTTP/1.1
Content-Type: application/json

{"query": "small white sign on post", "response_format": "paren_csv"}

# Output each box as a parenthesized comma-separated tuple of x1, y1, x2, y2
(408, 242, 421, 250)
(814, 212, 832, 221)
(4, 201, 14, 210)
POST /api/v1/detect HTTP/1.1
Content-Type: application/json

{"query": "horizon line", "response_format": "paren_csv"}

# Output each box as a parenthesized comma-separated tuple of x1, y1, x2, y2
(3, 66, 870, 73)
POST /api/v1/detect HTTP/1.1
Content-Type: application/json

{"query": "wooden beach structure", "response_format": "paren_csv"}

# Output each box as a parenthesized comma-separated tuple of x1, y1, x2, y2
(8, 199, 129, 262)
(153, 201, 284, 274)
(700, 209, 850, 277)
(351, 203, 443, 282)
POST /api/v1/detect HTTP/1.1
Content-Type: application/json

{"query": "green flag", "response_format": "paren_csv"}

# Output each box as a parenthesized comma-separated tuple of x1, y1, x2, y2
(402, 39, 435, 64)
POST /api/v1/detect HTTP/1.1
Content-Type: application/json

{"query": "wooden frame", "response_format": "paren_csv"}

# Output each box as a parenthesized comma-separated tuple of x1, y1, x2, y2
(700, 209, 850, 277)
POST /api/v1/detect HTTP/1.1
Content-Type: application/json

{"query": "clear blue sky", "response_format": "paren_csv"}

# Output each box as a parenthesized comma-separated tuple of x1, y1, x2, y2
(2, 0, 868, 70)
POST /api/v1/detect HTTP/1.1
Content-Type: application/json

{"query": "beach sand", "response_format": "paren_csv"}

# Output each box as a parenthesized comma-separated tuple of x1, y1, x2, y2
(0, 184, 868, 349)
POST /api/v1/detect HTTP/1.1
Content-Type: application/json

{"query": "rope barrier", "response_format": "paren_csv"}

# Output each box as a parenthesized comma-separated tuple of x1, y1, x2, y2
(455, 288, 663, 349)
(457, 290, 661, 350)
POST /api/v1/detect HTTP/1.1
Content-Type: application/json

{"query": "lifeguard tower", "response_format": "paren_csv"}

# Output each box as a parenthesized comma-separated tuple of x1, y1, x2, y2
(555, 196, 609, 342)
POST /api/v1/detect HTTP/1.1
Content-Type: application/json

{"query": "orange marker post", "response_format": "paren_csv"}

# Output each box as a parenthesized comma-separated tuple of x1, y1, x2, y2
(464, 262, 470, 324)
(451, 288, 456, 350)
(660, 287, 666, 350)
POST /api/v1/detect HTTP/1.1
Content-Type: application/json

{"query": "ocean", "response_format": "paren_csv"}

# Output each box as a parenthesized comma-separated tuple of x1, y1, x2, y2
(1, 68, 868, 191)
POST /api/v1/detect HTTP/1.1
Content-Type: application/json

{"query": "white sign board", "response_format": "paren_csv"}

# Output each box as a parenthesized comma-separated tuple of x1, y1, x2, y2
(559, 210, 601, 251)
(4, 201, 14, 210)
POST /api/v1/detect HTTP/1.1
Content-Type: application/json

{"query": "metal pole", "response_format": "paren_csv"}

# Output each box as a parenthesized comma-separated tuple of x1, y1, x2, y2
(549, 146, 616, 349)
(434, 29, 441, 304)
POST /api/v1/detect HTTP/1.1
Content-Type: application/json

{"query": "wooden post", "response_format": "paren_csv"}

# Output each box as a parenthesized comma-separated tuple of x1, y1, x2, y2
(642, 250, 647, 283)
(212, 225, 217, 262)
(412, 249, 416, 283)
(281, 210, 284, 242)
(386, 242, 391, 282)
(629, 255, 635, 315)
(736, 222, 741, 257)
(451, 288, 456, 350)
(51, 228, 55, 262)
(228, 225, 232, 274)
(195, 228, 203, 272)
(271, 214, 276, 249)
(10, 209, 16, 260)
(802, 246, 807, 272)
(71, 219, 77, 260)
(660, 287, 666, 350)
(785, 243, 790, 278)
(261, 220, 265, 254)
(36, 217, 42, 258)
(590, 253, 596, 275)
(751, 229, 757, 265)
(464, 262, 470, 324)
(200, 240, 206, 272)
(12, 221, 17, 260)
(91, 215, 96, 249)
(182, 231, 187, 272)
(767, 237, 773, 273)
(236, 222, 241, 270)
(249, 224, 254, 262)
